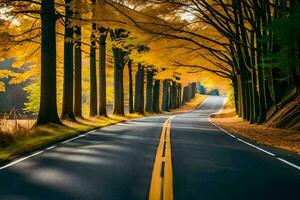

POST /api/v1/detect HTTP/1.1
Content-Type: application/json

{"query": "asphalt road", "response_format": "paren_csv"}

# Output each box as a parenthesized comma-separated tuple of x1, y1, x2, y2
(0, 96, 299, 200)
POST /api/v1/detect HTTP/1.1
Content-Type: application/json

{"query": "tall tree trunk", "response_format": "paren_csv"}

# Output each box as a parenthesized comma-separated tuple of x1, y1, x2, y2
(128, 59, 134, 114)
(74, 22, 82, 118)
(237, 74, 244, 117)
(153, 80, 160, 113)
(232, 75, 239, 115)
(177, 84, 182, 108)
(36, 0, 61, 125)
(255, 0, 267, 123)
(169, 81, 174, 109)
(145, 70, 154, 113)
(98, 28, 107, 116)
(182, 86, 189, 104)
(162, 80, 170, 111)
(90, 22, 97, 116)
(241, 74, 249, 120)
(188, 84, 192, 100)
(175, 83, 179, 108)
(170, 81, 177, 109)
(61, 0, 75, 121)
(191, 82, 196, 98)
(134, 64, 145, 114)
(112, 47, 125, 116)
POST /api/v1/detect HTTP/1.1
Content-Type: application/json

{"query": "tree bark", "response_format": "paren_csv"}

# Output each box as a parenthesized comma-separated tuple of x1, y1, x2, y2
(134, 64, 145, 114)
(90, 22, 97, 116)
(177, 84, 182, 108)
(153, 80, 160, 113)
(236, 74, 244, 117)
(112, 47, 125, 116)
(128, 59, 134, 114)
(36, 0, 61, 125)
(182, 86, 189, 104)
(145, 70, 154, 113)
(162, 80, 170, 111)
(232, 75, 239, 115)
(191, 82, 197, 98)
(98, 28, 107, 117)
(61, 0, 75, 121)
(74, 22, 82, 118)
(170, 81, 177, 109)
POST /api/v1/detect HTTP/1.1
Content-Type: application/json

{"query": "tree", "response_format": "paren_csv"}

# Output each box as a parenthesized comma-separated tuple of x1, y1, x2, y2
(162, 80, 170, 111)
(134, 63, 144, 114)
(153, 79, 160, 113)
(90, 0, 97, 116)
(110, 28, 129, 116)
(145, 69, 154, 112)
(128, 59, 134, 113)
(74, 2, 83, 118)
(98, 27, 109, 116)
(37, 0, 61, 125)
(61, 0, 76, 121)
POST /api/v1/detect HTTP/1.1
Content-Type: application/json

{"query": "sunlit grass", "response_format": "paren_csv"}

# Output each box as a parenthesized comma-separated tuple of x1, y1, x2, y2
(0, 96, 206, 162)
(0, 114, 143, 162)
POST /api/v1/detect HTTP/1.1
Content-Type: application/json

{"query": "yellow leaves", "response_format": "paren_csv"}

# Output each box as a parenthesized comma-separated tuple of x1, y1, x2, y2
(0, 82, 5, 92)
(0, 69, 16, 92)
(0, 69, 16, 79)
(9, 67, 37, 85)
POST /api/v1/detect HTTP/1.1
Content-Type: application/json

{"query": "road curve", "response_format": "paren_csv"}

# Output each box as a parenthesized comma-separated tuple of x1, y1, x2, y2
(171, 96, 300, 200)
(0, 96, 299, 200)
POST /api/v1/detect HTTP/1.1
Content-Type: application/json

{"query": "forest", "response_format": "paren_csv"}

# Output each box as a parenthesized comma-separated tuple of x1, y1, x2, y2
(1, 1, 300, 199)
(0, 0, 300, 158)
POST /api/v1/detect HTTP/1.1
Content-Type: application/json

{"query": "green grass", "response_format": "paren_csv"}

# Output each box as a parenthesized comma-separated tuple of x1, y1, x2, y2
(0, 114, 143, 163)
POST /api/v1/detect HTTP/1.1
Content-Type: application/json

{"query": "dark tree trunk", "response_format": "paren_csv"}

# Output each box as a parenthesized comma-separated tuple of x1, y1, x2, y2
(254, 1, 267, 123)
(36, 0, 61, 125)
(177, 84, 182, 108)
(153, 80, 160, 113)
(134, 64, 145, 114)
(174, 84, 178, 108)
(241, 74, 249, 120)
(74, 23, 82, 118)
(191, 82, 197, 98)
(232, 75, 239, 115)
(98, 28, 107, 117)
(61, 0, 75, 121)
(90, 22, 97, 116)
(170, 81, 177, 109)
(128, 59, 134, 114)
(162, 80, 170, 111)
(188, 84, 192, 100)
(145, 70, 154, 113)
(182, 86, 189, 104)
(113, 47, 125, 116)
(236, 74, 244, 117)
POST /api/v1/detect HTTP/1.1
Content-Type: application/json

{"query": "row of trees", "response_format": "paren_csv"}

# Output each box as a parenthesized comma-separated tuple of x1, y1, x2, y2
(132, 0, 300, 125)
(4, 0, 297, 127)
(0, 0, 200, 126)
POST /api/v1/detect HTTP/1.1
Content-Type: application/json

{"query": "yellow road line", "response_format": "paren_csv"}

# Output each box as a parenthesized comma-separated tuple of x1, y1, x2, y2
(149, 116, 175, 200)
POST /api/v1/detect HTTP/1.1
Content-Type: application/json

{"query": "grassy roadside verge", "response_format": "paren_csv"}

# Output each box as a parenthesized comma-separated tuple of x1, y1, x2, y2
(0, 95, 208, 164)
(211, 99, 300, 154)
(0, 114, 143, 163)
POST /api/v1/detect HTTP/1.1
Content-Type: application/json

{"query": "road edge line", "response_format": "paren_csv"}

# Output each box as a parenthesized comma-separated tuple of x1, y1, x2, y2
(208, 114, 300, 171)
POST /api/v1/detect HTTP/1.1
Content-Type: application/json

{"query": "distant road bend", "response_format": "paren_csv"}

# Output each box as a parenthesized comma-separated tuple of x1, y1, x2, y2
(0, 96, 299, 200)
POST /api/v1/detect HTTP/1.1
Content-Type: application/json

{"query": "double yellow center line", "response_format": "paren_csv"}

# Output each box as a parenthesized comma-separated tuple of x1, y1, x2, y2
(149, 116, 175, 200)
